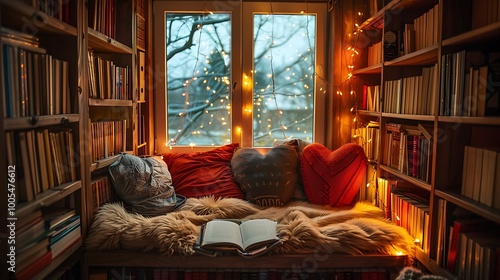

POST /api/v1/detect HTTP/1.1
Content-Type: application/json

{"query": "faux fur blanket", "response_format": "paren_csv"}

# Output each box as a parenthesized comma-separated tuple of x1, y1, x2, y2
(85, 197, 414, 257)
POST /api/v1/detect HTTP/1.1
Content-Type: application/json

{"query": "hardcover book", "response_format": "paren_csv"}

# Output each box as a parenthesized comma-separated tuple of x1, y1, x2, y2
(196, 219, 281, 257)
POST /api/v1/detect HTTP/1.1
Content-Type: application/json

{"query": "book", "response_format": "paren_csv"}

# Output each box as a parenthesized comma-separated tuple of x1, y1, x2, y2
(16, 238, 49, 272)
(14, 250, 52, 280)
(16, 216, 46, 250)
(446, 219, 491, 273)
(50, 225, 81, 259)
(196, 219, 281, 257)
(43, 207, 77, 229)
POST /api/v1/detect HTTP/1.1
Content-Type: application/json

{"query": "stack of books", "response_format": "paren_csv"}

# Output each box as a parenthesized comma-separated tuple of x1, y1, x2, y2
(14, 208, 81, 279)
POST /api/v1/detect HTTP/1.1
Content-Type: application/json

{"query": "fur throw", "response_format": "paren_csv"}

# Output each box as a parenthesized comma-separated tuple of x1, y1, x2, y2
(85, 197, 414, 257)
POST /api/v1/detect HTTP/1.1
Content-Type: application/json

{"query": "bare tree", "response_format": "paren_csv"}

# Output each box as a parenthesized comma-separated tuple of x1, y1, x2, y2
(165, 13, 315, 146)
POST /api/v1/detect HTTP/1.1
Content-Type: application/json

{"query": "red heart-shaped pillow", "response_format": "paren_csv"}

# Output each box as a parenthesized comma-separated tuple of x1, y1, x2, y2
(300, 143, 367, 207)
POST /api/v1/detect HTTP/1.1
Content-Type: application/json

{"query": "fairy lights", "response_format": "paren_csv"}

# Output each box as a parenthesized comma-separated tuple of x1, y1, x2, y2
(166, 1, 325, 147)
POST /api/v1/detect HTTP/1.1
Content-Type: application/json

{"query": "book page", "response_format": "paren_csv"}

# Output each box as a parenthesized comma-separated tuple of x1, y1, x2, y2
(240, 219, 279, 251)
(202, 220, 243, 250)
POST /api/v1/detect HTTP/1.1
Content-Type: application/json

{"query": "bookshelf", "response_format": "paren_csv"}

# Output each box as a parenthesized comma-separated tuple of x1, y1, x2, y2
(0, 0, 150, 278)
(136, 0, 154, 156)
(83, 0, 148, 224)
(349, 0, 500, 278)
(0, 0, 84, 279)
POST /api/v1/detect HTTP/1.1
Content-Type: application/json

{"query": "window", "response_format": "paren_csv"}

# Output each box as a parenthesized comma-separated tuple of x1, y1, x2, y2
(154, 1, 326, 153)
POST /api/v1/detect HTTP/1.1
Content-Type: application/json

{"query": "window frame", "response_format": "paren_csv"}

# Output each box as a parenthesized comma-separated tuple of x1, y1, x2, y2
(153, 1, 327, 154)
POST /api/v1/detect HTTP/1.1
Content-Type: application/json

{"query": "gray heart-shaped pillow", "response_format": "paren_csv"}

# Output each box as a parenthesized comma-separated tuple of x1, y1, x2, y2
(230, 144, 299, 206)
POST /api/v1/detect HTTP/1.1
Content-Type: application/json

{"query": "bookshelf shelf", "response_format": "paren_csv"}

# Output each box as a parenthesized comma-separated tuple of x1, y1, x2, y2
(379, 165, 432, 191)
(435, 190, 500, 224)
(89, 98, 133, 107)
(384, 45, 438, 67)
(438, 116, 500, 125)
(353, 63, 383, 75)
(442, 21, 500, 46)
(89, 154, 123, 173)
(357, 110, 381, 117)
(16, 181, 82, 218)
(381, 113, 435, 122)
(358, 11, 384, 31)
(88, 28, 133, 54)
(3, 114, 80, 130)
(0, 0, 77, 36)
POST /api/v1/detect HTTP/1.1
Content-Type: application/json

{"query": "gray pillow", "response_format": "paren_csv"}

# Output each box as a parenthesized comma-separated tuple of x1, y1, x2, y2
(109, 154, 185, 216)
(231, 144, 299, 206)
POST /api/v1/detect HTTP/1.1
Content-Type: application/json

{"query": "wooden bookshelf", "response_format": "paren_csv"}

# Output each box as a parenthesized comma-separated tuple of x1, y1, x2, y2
(0, 0, 84, 279)
(347, 0, 500, 278)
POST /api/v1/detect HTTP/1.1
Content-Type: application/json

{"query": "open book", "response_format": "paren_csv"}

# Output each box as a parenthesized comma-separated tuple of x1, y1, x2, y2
(196, 219, 281, 257)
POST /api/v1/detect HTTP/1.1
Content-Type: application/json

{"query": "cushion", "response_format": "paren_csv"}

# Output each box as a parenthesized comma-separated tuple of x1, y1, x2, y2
(300, 143, 367, 207)
(273, 139, 311, 200)
(231, 144, 299, 206)
(108, 153, 185, 216)
(161, 143, 245, 199)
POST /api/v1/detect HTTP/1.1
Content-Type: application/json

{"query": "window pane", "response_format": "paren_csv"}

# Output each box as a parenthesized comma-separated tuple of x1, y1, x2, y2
(165, 13, 231, 146)
(253, 14, 316, 147)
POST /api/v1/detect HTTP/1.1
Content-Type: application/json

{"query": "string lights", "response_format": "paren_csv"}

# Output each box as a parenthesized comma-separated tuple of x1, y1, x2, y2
(168, 2, 321, 147)
(166, 1, 361, 148)
(167, 5, 232, 147)
(266, 0, 288, 140)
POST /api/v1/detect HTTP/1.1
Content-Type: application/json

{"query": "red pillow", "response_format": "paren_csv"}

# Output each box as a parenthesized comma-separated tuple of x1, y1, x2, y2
(161, 143, 245, 199)
(300, 143, 367, 207)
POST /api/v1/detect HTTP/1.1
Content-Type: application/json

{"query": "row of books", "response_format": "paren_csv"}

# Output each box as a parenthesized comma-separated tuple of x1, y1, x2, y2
(383, 64, 438, 116)
(471, 0, 500, 29)
(446, 218, 500, 279)
(15, 208, 81, 280)
(90, 266, 399, 280)
(91, 119, 127, 162)
(353, 121, 379, 162)
(461, 146, 500, 209)
(391, 191, 430, 252)
(375, 178, 394, 220)
(366, 41, 382, 66)
(88, 50, 132, 100)
(2, 30, 72, 118)
(383, 123, 433, 183)
(30, 0, 73, 25)
(360, 84, 380, 112)
(439, 50, 499, 117)
(382, 4, 438, 61)
(91, 176, 116, 211)
(88, 0, 117, 39)
(411, 4, 439, 52)
(376, 178, 430, 252)
(5, 128, 77, 203)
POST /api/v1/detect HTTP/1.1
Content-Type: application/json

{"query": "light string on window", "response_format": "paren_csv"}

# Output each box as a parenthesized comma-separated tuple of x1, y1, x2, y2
(168, 13, 206, 147)
(167, 2, 232, 147)
(267, 0, 287, 139)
